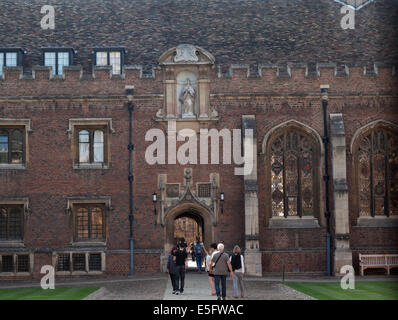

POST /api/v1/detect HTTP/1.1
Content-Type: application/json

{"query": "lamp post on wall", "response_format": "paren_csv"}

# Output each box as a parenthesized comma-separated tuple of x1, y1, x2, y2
(220, 192, 225, 214)
(152, 192, 157, 215)
(126, 85, 135, 277)
(321, 85, 332, 276)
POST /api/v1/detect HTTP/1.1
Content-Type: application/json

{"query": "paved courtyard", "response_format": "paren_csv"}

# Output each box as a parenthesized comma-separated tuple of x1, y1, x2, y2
(83, 272, 314, 300)
(1, 272, 396, 300)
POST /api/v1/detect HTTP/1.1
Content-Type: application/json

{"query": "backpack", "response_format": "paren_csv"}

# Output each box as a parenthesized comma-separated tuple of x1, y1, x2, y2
(194, 242, 203, 255)
(231, 254, 242, 271)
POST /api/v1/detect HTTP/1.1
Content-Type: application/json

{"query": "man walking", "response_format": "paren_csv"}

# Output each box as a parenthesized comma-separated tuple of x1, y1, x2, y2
(193, 236, 204, 273)
(211, 243, 234, 300)
(166, 246, 178, 294)
(174, 243, 188, 294)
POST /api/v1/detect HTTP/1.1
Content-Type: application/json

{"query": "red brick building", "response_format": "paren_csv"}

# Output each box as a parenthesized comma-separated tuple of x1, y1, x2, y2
(0, 0, 397, 278)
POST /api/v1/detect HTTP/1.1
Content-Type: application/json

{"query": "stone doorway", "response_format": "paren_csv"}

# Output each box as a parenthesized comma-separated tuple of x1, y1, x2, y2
(161, 202, 215, 271)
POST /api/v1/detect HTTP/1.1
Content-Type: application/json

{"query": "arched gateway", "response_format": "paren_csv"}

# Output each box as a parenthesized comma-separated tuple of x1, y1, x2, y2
(164, 202, 214, 254)
(160, 195, 216, 271)
(157, 169, 219, 271)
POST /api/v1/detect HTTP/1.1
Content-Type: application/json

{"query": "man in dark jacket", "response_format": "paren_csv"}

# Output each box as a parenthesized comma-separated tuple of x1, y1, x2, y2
(174, 244, 188, 294)
(166, 246, 178, 294)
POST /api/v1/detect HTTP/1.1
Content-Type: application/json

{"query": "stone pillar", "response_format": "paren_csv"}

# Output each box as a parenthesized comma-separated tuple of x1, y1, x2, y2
(165, 79, 176, 117)
(198, 79, 210, 118)
(242, 115, 262, 276)
(330, 113, 353, 274)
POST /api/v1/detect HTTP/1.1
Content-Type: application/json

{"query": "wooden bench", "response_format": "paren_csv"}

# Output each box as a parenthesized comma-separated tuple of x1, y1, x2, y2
(359, 254, 398, 276)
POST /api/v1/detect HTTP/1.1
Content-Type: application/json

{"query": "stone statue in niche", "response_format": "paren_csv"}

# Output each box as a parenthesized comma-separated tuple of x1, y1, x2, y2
(179, 79, 196, 118)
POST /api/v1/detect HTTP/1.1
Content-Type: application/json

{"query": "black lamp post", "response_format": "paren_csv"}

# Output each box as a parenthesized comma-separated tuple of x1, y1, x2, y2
(220, 192, 225, 214)
(126, 85, 134, 277)
(321, 85, 332, 276)
(152, 192, 157, 215)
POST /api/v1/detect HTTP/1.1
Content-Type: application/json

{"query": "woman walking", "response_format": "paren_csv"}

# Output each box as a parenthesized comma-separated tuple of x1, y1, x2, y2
(166, 246, 179, 294)
(204, 243, 217, 296)
(230, 245, 246, 298)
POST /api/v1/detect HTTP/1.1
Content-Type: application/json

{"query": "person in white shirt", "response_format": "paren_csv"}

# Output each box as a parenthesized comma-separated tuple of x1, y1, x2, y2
(229, 245, 246, 298)
(204, 242, 217, 296)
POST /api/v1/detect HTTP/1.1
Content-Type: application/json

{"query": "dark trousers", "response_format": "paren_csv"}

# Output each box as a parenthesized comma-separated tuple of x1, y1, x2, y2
(175, 265, 186, 292)
(169, 273, 178, 291)
(214, 275, 227, 298)
(195, 254, 203, 270)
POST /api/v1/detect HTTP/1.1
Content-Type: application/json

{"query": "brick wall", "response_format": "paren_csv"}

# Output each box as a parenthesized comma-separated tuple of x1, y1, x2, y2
(0, 62, 397, 277)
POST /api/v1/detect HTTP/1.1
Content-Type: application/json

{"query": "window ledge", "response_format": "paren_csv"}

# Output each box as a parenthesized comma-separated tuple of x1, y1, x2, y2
(0, 273, 31, 277)
(268, 216, 320, 229)
(73, 164, 109, 170)
(0, 241, 25, 248)
(356, 216, 398, 228)
(0, 164, 26, 170)
(71, 241, 106, 247)
(55, 271, 103, 275)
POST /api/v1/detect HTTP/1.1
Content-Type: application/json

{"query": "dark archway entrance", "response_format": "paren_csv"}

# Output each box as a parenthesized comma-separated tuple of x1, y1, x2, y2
(161, 202, 215, 272)
(173, 212, 204, 247)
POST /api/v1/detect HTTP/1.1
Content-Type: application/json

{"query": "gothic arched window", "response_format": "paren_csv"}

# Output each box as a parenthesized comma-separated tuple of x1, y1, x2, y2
(356, 127, 398, 217)
(269, 129, 319, 217)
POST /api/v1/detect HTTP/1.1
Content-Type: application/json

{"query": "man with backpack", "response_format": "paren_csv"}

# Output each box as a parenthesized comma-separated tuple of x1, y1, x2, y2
(193, 236, 204, 273)
(210, 243, 234, 300)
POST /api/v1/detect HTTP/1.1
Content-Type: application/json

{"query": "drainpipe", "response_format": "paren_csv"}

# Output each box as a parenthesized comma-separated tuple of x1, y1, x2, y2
(126, 85, 135, 276)
(321, 85, 332, 276)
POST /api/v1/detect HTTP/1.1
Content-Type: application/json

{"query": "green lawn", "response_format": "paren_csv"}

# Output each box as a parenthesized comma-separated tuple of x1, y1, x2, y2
(0, 286, 99, 300)
(285, 281, 398, 300)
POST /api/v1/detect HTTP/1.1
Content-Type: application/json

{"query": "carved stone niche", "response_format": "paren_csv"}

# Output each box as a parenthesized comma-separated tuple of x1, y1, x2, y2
(156, 44, 218, 124)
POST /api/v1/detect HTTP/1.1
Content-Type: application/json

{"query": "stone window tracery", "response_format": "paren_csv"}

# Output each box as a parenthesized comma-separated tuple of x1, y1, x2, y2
(356, 128, 398, 217)
(269, 129, 318, 217)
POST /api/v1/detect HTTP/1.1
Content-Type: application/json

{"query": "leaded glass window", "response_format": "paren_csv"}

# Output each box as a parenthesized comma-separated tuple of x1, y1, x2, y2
(17, 255, 30, 273)
(5, 52, 17, 67)
(95, 50, 122, 75)
(89, 253, 102, 271)
(77, 128, 106, 165)
(72, 253, 86, 271)
(0, 128, 24, 164)
(93, 130, 104, 163)
(57, 254, 70, 272)
(44, 51, 70, 75)
(0, 205, 23, 240)
(75, 205, 105, 240)
(109, 52, 121, 75)
(0, 51, 20, 76)
(357, 128, 398, 216)
(78, 130, 90, 163)
(43, 50, 71, 75)
(270, 130, 316, 217)
(197, 183, 211, 198)
(96, 52, 108, 66)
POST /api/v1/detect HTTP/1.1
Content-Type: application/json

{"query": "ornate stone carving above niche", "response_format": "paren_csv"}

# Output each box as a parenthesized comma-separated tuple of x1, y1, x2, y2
(157, 169, 220, 226)
(155, 44, 218, 123)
